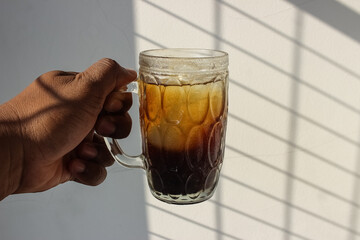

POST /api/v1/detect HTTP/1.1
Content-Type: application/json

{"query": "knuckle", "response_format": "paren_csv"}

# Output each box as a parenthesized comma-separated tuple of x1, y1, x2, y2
(90, 166, 107, 186)
(99, 58, 118, 69)
(38, 70, 76, 86)
(41, 70, 64, 79)
(103, 156, 115, 167)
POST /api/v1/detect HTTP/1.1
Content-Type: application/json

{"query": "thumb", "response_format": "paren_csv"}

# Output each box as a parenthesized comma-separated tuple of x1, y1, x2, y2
(76, 58, 137, 100)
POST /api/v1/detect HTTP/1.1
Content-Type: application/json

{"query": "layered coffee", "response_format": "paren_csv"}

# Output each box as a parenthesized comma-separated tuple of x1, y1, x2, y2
(139, 79, 227, 199)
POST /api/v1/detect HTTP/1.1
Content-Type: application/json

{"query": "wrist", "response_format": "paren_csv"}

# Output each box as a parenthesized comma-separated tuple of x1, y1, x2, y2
(0, 102, 24, 200)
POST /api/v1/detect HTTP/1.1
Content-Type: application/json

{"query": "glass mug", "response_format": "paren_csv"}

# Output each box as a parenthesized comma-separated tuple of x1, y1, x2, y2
(104, 49, 228, 204)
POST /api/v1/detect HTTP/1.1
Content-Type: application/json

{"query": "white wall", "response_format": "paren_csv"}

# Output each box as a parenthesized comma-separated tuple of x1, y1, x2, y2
(1, 0, 360, 240)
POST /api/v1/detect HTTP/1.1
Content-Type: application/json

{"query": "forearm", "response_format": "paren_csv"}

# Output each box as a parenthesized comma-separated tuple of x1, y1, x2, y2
(0, 103, 24, 200)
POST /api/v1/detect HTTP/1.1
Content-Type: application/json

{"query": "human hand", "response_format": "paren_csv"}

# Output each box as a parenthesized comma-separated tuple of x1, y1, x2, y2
(0, 58, 137, 200)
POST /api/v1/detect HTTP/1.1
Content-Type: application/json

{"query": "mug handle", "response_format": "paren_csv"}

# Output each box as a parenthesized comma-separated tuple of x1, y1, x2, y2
(103, 81, 146, 169)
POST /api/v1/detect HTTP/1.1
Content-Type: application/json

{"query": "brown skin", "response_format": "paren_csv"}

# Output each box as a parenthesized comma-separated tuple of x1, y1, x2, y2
(0, 58, 136, 200)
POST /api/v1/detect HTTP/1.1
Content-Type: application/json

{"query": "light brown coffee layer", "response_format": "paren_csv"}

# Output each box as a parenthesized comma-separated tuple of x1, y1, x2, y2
(139, 80, 226, 152)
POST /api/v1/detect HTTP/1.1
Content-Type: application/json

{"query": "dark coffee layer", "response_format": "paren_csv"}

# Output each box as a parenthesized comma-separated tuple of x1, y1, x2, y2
(147, 138, 223, 195)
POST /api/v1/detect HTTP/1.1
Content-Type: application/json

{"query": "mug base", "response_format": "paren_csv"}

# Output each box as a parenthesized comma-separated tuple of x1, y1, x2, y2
(149, 189, 216, 205)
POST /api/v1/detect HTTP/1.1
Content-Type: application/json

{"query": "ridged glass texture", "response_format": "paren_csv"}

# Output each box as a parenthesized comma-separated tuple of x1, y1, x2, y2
(139, 49, 228, 204)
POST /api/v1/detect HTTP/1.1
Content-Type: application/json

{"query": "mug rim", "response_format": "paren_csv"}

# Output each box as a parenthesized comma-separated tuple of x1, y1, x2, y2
(139, 48, 228, 74)
(140, 48, 228, 60)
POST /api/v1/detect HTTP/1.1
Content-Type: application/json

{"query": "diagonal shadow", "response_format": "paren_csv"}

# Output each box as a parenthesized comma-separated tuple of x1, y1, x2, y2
(209, 200, 314, 240)
(148, 231, 173, 240)
(219, 0, 360, 81)
(134, 33, 167, 49)
(0, 76, 78, 125)
(287, 0, 360, 44)
(229, 78, 360, 147)
(219, 174, 360, 235)
(147, 203, 313, 240)
(147, 203, 244, 240)
(142, 0, 360, 116)
(225, 145, 360, 208)
(228, 113, 360, 179)
(284, 2, 360, 238)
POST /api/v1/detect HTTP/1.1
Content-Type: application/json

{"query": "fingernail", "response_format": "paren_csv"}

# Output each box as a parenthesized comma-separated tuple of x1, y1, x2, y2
(73, 161, 86, 173)
(82, 144, 98, 158)
(126, 68, 137, 78)
(106, 98, 123, 112)
(98, 118, 116, 136)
